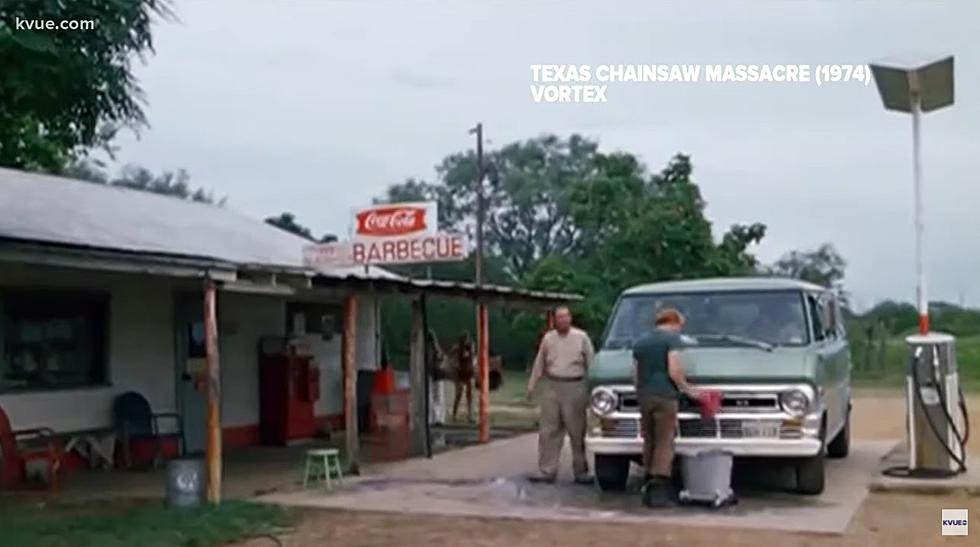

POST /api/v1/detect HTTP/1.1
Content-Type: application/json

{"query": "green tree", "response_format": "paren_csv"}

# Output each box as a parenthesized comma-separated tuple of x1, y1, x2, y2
(536, 153, 766, 341)
(265, 212, 314, 241)
(769, 243, 847, 288)
(378, 142, 768, 364)
(0, 0, 170, 171)
(380, 135, 607, 280)
(65, 159, 224, 204)
(110, 164, 222, 204)
(264, 212, 337, 242)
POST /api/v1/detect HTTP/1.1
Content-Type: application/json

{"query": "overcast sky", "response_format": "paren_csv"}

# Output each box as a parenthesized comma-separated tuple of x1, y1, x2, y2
(109, 0, 980, 311)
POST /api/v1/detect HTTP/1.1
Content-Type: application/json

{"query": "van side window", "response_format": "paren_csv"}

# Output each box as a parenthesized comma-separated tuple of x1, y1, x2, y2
(825, 295, 839, 340)
(808, 295, 825, 342)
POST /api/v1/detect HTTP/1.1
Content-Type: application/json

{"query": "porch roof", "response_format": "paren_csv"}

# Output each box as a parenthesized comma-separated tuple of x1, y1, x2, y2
(0, 168, 581, 306)
(0, 167, 397, 282)
(313, 275, 581, 307)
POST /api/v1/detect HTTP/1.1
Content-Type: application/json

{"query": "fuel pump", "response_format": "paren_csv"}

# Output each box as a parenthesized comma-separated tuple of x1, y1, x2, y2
(885, 332, 970, 478)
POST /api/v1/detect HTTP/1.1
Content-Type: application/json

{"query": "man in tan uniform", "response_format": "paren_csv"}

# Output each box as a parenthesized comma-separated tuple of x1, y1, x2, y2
(526, 307, 595, 484)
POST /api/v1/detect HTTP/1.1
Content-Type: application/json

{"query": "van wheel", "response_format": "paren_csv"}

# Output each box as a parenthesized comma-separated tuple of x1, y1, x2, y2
(594, 455, 630, 491)
(827, 404, 850, 459)
(795, 453, 826, 495)
(797, 419, 826, 495)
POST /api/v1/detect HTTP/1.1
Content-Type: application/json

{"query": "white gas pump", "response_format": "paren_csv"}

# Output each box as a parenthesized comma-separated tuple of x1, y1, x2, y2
(888, 333, 970, 477)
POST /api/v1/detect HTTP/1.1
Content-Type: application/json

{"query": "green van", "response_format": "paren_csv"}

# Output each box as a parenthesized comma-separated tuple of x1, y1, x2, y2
(586, 277, 851, 495)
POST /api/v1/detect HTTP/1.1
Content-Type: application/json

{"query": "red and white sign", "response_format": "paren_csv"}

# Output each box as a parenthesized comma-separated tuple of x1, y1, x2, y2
(351, 202, 437, 239)
(303, 233, 467, 269)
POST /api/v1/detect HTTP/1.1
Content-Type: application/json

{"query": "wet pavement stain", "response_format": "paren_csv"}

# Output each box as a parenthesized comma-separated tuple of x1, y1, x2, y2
(341, 473, 833, 517)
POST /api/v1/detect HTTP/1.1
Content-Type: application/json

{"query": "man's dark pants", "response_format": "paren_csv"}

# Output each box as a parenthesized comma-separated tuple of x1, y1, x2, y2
(638, 393, 678, 477)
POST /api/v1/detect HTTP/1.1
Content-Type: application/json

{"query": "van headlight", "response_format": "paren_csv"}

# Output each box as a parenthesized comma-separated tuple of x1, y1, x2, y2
(779, 389, 810, 417)
(590, 387, 619, 416)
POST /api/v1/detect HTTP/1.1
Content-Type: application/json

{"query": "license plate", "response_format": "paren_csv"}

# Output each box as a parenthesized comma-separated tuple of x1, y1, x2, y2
(742, 421, 780, 438)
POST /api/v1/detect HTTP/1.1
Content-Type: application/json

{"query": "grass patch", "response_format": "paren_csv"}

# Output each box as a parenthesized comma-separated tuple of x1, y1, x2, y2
(851, 334, 980, 392)
(492, 370, 534, 409)
(0, 497, 293, 547)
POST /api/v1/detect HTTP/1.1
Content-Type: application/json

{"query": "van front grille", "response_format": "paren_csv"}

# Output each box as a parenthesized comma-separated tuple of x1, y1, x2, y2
(600, 418, 640, 438)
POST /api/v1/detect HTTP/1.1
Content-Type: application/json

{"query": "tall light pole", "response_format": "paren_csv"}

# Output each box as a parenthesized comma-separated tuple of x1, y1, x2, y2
(871, 56, 966, 476)
(469, 122, 490, 443)
(870, 55, 954, 334)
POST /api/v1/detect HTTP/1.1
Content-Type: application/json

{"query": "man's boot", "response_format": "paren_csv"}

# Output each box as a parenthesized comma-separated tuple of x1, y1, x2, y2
(641, 475, 672, 508)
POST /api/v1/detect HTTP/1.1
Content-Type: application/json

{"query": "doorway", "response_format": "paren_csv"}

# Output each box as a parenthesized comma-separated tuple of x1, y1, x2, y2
(174, 292, 209, 455)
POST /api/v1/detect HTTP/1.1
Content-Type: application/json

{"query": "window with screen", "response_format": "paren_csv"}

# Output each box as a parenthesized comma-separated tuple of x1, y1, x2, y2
(0, 289, 109, 391)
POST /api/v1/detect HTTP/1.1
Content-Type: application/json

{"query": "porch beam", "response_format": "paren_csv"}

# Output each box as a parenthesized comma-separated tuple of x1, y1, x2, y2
(342, 294, 359, 473)
(204, 278, 222, 504)
(409, 295, 429, 456)
(477, 301, 490, 443)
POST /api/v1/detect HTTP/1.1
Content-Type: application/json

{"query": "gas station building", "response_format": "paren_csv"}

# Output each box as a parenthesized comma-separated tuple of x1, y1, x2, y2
(0, 167, 577, 493)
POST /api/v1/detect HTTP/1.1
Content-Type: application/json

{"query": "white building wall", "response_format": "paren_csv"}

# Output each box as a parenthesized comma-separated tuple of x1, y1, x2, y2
(218, 292, 285, 427)
(0, 263, 381, 433)
(308, 293, 379, 418)
(0, 264, 175, 431)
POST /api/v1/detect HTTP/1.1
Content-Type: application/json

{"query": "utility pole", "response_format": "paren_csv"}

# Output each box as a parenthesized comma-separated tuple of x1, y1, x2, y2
(470, 122, 485, 286)
(469, 122, 490, 443)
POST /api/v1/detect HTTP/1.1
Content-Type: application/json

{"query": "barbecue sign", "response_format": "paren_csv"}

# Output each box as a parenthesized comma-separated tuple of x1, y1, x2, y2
(303, 202, 467, 269)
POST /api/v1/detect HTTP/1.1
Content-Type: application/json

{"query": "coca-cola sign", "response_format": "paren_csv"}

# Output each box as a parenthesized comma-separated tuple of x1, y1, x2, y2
(352, 202, 437, 238)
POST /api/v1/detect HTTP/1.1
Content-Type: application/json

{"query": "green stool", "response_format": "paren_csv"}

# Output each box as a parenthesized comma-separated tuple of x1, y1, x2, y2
(303, 448, 344, 490)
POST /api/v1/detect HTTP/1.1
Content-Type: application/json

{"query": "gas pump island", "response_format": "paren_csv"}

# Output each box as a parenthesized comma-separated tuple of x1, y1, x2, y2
(870, 56, 970, 478)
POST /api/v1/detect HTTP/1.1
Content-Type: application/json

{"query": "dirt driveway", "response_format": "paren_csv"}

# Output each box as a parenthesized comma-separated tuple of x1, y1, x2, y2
(243, 392, 979, 546)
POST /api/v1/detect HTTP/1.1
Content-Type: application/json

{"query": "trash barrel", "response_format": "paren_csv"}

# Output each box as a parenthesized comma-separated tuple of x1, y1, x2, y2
(677, 449, 736, 507)
(166, 457, 205, 508)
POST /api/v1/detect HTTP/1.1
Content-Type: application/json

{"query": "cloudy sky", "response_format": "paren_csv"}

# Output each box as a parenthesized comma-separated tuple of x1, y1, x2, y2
(110, 0, 979, 311)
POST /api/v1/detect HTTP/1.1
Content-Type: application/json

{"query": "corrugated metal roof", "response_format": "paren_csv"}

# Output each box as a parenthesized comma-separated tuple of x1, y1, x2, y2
(0, 167, 581, 303)
(623, 276, 827, 295)
(0, 167, 398, 281)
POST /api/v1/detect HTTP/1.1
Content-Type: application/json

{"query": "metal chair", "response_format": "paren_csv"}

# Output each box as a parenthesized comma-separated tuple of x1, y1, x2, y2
(113, 392, 184, 469)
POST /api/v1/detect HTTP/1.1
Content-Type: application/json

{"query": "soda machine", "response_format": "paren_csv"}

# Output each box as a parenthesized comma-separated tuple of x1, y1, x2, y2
(258, 336, 320, 445)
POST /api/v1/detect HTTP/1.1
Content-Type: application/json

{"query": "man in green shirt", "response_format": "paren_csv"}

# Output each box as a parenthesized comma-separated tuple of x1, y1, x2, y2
(632, 307, 698, 507)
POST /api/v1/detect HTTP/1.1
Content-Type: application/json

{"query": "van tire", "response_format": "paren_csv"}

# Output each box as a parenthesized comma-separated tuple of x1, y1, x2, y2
(795, 453, 826, 495)
(797, 419, 826, 495)
(594, 455, 630, 491)
(827, 403, 851, 459)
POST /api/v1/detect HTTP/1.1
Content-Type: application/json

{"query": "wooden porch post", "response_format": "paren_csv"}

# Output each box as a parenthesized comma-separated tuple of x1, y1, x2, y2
(477, 301, 490, 443)
(203, 278, 222, 504)
(409, 295, 429, 456)
(342, 294, 359, 473)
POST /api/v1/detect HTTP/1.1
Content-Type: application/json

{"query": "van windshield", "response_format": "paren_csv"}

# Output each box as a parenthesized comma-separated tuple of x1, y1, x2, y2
(602, 290, 809, 350)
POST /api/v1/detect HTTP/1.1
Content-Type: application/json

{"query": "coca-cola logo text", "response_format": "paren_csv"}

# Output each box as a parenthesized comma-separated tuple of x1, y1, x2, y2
(355, 206, 427, 237)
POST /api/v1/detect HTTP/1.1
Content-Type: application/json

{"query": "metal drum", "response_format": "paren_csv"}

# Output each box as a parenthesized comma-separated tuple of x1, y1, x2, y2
(678, 449, 737, 507)
(166, 457, 205, 508)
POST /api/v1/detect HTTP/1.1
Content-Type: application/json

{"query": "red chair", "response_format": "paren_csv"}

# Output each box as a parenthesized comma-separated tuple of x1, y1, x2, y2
(0, 405, 63, 492)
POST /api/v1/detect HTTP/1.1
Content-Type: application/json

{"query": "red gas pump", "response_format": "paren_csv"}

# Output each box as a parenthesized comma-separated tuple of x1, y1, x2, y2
(258, 337, 320, 445)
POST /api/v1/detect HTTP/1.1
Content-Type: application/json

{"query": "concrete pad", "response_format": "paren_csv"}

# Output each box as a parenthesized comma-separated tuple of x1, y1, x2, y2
(871, 444, 980, 496)
(257, 435, 894, 535)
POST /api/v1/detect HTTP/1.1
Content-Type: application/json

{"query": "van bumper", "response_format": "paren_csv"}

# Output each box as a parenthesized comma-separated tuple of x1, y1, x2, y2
(586, 436, 823, 457)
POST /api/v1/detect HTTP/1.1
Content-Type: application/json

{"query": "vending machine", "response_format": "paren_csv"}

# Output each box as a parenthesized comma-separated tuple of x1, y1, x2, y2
(258, 336, 320, 445)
